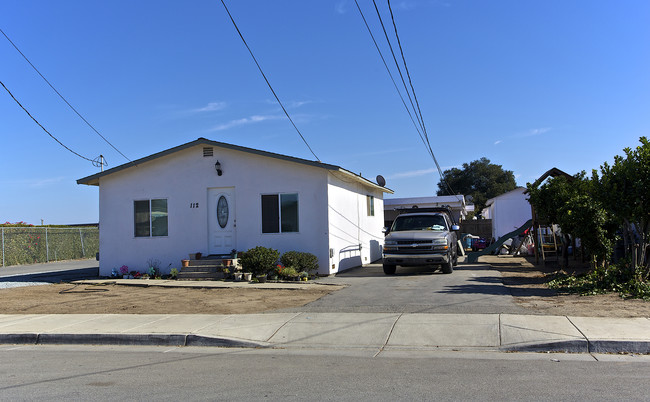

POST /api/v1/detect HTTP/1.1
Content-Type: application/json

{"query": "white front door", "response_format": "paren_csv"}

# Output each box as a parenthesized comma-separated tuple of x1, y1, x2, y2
(208, 187, 236, 255)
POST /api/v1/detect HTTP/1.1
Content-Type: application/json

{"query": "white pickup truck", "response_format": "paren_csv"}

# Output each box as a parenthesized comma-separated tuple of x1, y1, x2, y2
(382, 207, 460, 275)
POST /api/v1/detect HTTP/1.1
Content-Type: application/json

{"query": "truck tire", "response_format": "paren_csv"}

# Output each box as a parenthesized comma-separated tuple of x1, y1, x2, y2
(383, 264, 396, 275)
(452, 247, 458, 266)
(441, 255, 453, 274)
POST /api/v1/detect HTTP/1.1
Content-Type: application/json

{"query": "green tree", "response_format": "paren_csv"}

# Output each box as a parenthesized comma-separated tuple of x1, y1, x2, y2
(437, 157, 517, 214)
(597, 137, 650, 277)
(527, 172, 617, 270)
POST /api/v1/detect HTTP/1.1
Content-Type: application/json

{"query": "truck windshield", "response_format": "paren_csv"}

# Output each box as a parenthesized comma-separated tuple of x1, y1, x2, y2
(391, 215, 447, 231)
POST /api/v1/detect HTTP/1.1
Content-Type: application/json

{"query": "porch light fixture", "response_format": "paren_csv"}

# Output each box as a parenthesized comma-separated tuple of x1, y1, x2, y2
(215, 160, 223, 176)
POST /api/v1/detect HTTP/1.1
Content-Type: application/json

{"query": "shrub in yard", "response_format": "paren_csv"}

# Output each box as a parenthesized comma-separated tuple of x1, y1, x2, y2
(279, 266, 299, 279)
(280, 251, 319, 273)
(240, 246, 280, 276)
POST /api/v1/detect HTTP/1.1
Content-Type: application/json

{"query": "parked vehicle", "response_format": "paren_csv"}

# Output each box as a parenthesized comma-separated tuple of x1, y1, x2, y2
(382, 207, 460, 275)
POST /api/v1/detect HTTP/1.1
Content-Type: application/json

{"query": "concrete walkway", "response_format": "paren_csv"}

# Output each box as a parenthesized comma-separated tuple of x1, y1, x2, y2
(0, 312, 648, 354)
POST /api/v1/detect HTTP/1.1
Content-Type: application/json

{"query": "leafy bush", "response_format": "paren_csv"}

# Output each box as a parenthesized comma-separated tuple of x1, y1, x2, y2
(279, 266, 298, 279)
(548, 260, 650, 300)
(280, 251, 319, 273)
(240, 246, 280, 276)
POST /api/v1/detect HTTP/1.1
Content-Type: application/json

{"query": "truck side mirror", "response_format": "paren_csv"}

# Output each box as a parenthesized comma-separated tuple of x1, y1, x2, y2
(451, 225, 460, 231)
(382, 227, 389, 235)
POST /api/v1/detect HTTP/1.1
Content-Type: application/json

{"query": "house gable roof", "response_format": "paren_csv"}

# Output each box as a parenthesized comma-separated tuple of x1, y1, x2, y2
(77, 137, 393, 193)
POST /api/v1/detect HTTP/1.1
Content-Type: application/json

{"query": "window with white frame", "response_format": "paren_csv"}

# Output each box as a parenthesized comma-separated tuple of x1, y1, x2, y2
(134, 199, 168, 237)
(261, 193, 299, 233)
(367, 195, 375, 216)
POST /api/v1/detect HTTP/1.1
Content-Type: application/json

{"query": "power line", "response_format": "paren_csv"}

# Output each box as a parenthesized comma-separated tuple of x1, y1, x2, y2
(0, 27, 134, 165)
(353, 0, 433, 161)
(1, 79, 95, 163)
(218, 0, 320, 162)
(356, 1, 461, 201)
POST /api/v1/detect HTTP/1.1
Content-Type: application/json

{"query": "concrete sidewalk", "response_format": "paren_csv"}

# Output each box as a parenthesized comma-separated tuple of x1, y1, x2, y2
(0, 313, 648, 354)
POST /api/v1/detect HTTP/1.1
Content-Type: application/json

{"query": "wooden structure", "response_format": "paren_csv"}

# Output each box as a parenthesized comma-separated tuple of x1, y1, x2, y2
(526, 167, 573, 264)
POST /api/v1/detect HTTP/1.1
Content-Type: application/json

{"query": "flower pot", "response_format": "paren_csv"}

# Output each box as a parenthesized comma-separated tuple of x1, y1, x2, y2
(223, 259, 232, 267)
(243, 273, 252, 281)
(181, 259, 190, 268)
(234, 272, 242, 281)
(257, 275, 267, 283)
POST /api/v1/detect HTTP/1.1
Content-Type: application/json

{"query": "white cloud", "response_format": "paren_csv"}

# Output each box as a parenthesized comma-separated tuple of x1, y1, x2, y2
(389, 167, 437, 179)
(193, 102, 227, 113)
(5, 177, 66, 188)
(335, 1, 347, 14)
(209, 115, 284, 131)
(516, 127, 552, 138)
(494, 140, 502, 145)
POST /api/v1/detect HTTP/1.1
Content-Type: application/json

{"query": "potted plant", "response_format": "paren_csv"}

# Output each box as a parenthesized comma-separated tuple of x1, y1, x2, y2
(230, 249, 238, 259)
(170, 268, 179, 279)
(234, 272, 243, 281)
(243, 272, 252, 281)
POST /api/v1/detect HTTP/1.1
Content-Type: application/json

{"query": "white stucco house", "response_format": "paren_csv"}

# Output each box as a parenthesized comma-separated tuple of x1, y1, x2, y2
(77, 138, 392, 276)
(481, 187, 532, 240)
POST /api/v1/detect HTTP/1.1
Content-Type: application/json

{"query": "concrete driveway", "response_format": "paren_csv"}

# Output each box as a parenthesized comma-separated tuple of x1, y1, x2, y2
(281, 258, 529, 314)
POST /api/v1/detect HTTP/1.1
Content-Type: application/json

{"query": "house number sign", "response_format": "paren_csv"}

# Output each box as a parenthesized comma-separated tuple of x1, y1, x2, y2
(190, 203, 199, 208)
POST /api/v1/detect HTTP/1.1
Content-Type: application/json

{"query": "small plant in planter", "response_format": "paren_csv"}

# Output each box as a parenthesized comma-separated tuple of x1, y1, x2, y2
(280, 266, 299, 280)
(119, 265, 129, 277)
(170, 268, 179, 279)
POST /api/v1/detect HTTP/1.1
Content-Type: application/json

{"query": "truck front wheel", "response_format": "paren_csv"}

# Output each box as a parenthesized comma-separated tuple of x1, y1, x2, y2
(441, 254, 453, 274)
(383, 263, 396, 275)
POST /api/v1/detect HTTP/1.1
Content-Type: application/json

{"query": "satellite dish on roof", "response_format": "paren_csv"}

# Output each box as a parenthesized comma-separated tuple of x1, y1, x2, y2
(376, 175, 386, 187)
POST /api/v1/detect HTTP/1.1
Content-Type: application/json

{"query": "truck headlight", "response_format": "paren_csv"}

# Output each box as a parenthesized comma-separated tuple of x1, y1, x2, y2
(432, 238, 448, 250)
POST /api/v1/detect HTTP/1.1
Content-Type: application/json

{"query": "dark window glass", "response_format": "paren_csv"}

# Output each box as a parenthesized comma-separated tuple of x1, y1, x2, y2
(217, 196, 229, 228)
(134, 200, 150, 237)
(280, 194, 299, 232)
(151, 199, 168, 236)
(261, 194, 279, 233)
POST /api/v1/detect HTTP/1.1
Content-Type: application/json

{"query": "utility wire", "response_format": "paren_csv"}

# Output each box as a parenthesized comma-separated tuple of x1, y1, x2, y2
(0, 27, 134, 165)
(1, 80, 95, 163)
(387, 0, 430, 149)
(353, 0, 433, 161)
(383, 0, 460, 200)
(219, 0, 320, 162)
(356, 1, 461, 201)
(371, 0, 425, 134)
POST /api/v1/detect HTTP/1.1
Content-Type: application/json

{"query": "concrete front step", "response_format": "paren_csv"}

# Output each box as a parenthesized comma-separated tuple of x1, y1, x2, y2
(180, 266, 221, 273)
(186, 258, 238, 267)
(177, 272, 226, 281)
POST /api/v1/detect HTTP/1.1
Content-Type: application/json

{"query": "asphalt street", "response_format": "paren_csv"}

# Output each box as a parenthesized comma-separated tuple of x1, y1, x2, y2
(1, 345, 649, 401)
(0, 259, 98, 288)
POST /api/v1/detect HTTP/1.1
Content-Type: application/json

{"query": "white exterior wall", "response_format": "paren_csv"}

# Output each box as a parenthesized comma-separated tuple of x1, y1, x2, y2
(98, 144, 330, 276)
(487, 188, 532, 240)
(326, 172, 385, 274)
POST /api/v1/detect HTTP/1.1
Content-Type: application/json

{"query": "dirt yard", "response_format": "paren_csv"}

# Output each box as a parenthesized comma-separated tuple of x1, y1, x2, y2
(0, 283, 339, 314)
(484, 255, 650, 317)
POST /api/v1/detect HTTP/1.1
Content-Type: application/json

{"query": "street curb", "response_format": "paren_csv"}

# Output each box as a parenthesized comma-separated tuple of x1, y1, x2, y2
(589, 340, 650, 354)
(501, 339, 589, 353)
(0, 333, 267, 349)
(37, 333, 187, 346)
(185, 335, 268, 348)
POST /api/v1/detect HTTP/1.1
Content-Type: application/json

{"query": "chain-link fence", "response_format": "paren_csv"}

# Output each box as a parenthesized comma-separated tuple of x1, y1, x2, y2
(1, 227, 99, 267)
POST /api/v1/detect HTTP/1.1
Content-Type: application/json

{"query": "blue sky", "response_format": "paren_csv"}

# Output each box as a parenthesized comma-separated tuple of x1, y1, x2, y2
(2, 0, 649, 224)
